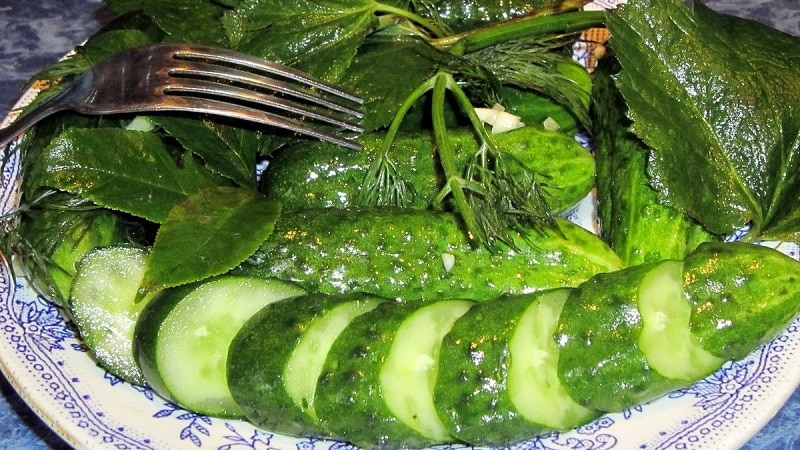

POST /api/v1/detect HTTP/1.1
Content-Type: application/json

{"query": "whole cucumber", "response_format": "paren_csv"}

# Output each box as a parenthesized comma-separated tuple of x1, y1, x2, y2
(261, 126, 595, 214)
(233, 207, 623, 301)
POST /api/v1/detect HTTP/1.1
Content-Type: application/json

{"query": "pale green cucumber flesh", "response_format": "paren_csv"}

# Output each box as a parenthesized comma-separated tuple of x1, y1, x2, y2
(69, 246, 152, 385)
(157, 277, 304, 416)
(637, 260, 724, 380)
(283, 297, 383, 420)
(380, 299, 474, 441)
(507, 288, 598, 429)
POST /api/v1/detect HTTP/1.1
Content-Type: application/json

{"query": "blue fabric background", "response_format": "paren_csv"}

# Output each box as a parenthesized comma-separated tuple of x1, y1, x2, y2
(0, 1, 798, 448)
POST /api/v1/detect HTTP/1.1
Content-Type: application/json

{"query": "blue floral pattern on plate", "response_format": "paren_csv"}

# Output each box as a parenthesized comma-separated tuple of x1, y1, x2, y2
(2, 0, 800, 448)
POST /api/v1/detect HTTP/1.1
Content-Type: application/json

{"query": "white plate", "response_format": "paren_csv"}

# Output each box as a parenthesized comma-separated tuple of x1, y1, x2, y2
(3, 1, 800, 448)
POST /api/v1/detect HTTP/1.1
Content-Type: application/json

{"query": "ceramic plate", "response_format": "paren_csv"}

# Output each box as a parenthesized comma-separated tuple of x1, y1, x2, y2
(2, 0, 800, 448)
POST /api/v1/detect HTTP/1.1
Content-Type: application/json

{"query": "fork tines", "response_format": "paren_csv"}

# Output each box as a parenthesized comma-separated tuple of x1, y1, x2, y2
(167, 45, 365, 148)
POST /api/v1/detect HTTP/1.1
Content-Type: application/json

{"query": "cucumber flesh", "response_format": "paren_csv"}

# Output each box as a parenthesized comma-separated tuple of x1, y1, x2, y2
(507, 288, 599, 430)
(637, 260, 724, 380)
(380, 299, 474, 441)
(69, 246, 153, 385)
(284, 297, 383, 421)
(153, 277, 305, 417)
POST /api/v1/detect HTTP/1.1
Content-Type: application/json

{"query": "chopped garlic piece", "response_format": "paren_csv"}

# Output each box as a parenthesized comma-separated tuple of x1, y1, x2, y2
(441, 253, 455, 272)
(474, 103, 525, 134)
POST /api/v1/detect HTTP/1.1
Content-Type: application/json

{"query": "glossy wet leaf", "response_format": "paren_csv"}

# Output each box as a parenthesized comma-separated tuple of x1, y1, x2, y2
(607, 0, 800, 240)
(141, 186, 280, 293)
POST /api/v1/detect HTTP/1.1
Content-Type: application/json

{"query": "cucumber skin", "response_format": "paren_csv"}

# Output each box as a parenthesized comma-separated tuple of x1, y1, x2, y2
(685, 242, 800, 360)
(434, 293, 546, 446)
(261, 126, 594, 214)
(314, 299, 437, 448)
(234, 208, 622, 301)
(228, 293, 380, 438)
(134, 281, 198, 405)
(555, 262, 685, 412)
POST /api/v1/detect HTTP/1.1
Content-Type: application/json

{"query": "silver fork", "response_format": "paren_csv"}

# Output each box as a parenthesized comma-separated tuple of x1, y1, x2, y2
(0, 43, 364, 150)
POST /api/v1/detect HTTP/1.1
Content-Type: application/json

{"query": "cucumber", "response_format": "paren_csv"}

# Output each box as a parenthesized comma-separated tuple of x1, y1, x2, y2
(380, 299, 474, 442)
(684, 241, 800, 360)
(69, 245, 154, 385)
(261, 126, 594, 214)
(234, 208, 623, 301)
(507, 289, 599, 430)
(637, 260, 724, 380)
(15, 200, 131, 305)
(557, 242, 800, 412)
(314, 299, 473, 447)
(555, 262, 687, 411)
(228, 293, 384, 437)
(434, 290, 597, 446)
(134, 276, 305, 418)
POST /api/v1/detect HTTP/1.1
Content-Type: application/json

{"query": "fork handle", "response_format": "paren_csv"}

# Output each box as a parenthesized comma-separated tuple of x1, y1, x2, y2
(0, 93, 69, 150)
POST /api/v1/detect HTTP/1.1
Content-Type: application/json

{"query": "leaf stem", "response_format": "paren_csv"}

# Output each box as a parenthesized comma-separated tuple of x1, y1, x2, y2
(431, 72, 486, 245)
(432, 10, 605, 54)
(374, 3, 449, 38)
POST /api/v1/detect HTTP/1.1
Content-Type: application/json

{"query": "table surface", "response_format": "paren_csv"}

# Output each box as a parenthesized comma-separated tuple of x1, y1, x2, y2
(1, 1, 800, 449)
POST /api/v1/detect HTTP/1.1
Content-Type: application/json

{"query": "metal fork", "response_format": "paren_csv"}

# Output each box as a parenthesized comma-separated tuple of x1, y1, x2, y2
(0, 43, 364, 150)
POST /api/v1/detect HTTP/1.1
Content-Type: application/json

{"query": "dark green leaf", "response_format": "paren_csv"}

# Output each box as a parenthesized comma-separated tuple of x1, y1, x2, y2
(224, 0, 379, 80)
(141, 186, 280, 292)
(105, 0, 230, 46)
(151, 116, 264, 187)
(607, 0, 800, 240)
(30, 128, 223, 223)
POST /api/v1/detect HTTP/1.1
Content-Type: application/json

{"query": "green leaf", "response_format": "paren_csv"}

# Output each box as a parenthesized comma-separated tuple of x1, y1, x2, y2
(151, 116, 265, 187)
(140, 186, 280, 293)
(224, 0, 379, 80)
(31, 128, 223, 223)
(106, 0, 230, 46)
(607, 0, 800, 240)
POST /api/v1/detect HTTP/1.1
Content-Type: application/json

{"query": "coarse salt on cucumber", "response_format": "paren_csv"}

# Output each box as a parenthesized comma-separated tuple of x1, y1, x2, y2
(69, 245, 154, 385)
(507, 288, 599, 430)
(380, 299, 474, 441)
(135, 276, 305, 418)
(637, 260, 724, 380)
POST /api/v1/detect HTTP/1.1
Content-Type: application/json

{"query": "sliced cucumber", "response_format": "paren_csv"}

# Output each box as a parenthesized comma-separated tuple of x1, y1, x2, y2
(380, 299, 474, 441)
(284, 295, 384, 422)
(228, 293, 383, 437)
(135, 276, 304, 418)
(637, 260, 724, 380)
(507, 288, 599, 430)
(69, 245, 154, 385)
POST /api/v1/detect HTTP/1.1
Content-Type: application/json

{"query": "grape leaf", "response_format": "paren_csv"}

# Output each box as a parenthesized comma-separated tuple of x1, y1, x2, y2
(30, 128, 223, 223)
(140, 186, 281, 293)
(606, 0, 800, 240)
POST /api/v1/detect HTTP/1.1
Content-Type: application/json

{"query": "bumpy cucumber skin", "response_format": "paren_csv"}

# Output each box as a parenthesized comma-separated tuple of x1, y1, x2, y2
(262, 127, 594, 214)
(555, 262, 685, 412)
(134, 281, 198, 402)
(592, 59, 715, 266)
(685, 242, 800, 360)
(234, 208, 622, 301)
(314, 300, 437, 448)
(228, 293, 380, 437)
(434, 293, 546, 446)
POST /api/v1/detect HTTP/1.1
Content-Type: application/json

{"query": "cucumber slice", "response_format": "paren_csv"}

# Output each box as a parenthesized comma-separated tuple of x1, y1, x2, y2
(69, 246, 154, 385)
(637, 260, 724, 380)
(228, 293, 383, 437)
(507, 288, 599, 430)
(135, 276, 304, 418)
(284, 295, 384, 422)
(380, 299, 473, 441)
